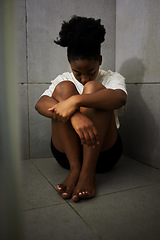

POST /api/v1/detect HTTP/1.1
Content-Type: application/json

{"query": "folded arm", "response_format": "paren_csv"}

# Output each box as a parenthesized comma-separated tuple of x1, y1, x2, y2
(75, 88, 127, 111)
(49, 88, 127, 120)
(35, 95, 57, 118)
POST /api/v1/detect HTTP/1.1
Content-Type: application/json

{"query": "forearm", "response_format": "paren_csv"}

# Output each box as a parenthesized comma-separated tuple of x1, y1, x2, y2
(70, 110, 84, 123)
(75, 89, 127, 111)
(35, 95, 57, 118)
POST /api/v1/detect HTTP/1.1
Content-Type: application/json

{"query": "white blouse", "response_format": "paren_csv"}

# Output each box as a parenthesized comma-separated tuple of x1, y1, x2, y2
(41, 69, 127, 128)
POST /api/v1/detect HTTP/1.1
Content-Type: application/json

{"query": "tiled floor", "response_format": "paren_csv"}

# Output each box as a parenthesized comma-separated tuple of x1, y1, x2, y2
(22, 155, 160, 240)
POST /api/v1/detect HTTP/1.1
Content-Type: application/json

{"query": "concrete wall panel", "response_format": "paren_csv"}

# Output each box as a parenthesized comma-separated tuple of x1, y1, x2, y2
(29, 84, 52, 159)
(18, 84, 29, 159)
(119, 84, 160, 168)
(18, 0, 116, 159)
(27, 0, 116, 83)
(116, 0, 160, 168)
(16, 0, 27, 84)
(116, 0, 160, 83)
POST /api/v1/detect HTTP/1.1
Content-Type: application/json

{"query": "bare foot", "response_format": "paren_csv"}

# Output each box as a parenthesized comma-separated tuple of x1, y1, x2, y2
(72, 172, 96, 202)
(56, 169, 80, 199)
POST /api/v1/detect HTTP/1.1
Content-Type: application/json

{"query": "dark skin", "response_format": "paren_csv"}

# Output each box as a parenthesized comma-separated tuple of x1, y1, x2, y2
(35, 56, 127, 202)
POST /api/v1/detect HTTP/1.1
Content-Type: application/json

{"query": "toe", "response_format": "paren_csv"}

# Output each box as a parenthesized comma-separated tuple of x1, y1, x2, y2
(61, 192, 70, 199)
(72, 194, 80, 202)
(56, 184, 64, 192)
(79, 190, 88, 198)
(79, 190, 94, 199)
(61, 188, 73, 199)
(79, 191, 83, 197)
(85, 191, 89, 198)
(56, 184, 61, 190)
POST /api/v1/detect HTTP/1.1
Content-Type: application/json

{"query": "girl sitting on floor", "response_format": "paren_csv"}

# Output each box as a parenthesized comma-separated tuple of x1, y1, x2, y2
(35, 15, 127, 202)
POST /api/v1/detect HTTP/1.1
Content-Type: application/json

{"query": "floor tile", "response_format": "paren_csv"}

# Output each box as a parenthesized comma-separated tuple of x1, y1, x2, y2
(32, 156, 160, 197)
(96, 155, 160, 195)
(23, 203, 100, 240)
(32, 157, 69, 187)
(69, 183, 160, 240)
(22, 160, 65, 210)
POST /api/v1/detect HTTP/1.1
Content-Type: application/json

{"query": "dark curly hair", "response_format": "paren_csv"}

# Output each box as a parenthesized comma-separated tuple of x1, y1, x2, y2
(54, 15, 106, 61)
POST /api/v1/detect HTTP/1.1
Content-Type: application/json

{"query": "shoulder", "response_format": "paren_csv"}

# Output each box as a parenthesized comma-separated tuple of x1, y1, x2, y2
(61, 72, 74, 79)
(98, 69, 127, 94)
(51, 72, 74, 82)
(108, 70, 125, 80)
(98, 69, 125, 80)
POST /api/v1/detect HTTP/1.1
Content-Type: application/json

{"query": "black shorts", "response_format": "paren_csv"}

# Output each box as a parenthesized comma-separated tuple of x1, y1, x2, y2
(50, 134, 123, 173)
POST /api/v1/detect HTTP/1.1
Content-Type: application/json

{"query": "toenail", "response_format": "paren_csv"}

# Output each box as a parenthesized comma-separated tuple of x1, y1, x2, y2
(72, 195, 79, 201)
(62, 193, 68, 196)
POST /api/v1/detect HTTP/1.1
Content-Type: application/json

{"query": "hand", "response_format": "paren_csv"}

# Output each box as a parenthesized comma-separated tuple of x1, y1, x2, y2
(71, 112, 99, 148)
(48, 96, 78, 122)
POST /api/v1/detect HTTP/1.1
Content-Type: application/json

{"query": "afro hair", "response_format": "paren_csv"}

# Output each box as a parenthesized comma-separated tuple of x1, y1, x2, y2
(54, 15, 106, 60)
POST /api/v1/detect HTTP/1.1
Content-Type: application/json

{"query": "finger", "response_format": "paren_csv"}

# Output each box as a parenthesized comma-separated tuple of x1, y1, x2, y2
(76, 130, 85, 145)
(83, 131, 93, 147)
(56, 113, 69, 123)
(53, 110, 61, 121)
(86, 126, 99, 148)
(53, 111, 57, 120)
(48, 106, 55, 111)
(88, 129, 97, 147)
(57, 114, 63, 122)
(92, 126, 99, 145)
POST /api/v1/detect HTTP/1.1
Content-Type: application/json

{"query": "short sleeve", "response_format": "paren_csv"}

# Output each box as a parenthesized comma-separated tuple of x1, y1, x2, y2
(102, 70, 127, 119)
(41, 82, 56, 97)
(105, 71, 127, 94)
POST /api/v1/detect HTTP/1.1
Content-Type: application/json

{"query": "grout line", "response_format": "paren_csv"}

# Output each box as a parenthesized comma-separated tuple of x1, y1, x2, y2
(115, 0, 117, 72)
(29, 159, 159, 236)
(25, 0, 31, 159)
(23, 202, 66, 212)
(95, 183, 159, 199)
(26, 160, 102, 239)
(18, 82, 160, 85)
(126, 82, 160, 85)
(30, 160, 58, 191)
(27, 159, 159, 238)
(18, 82, 51, 85)
(30, 160, 105, 239)
(131, 158, 160, 170)
(66, 201, 103, 240)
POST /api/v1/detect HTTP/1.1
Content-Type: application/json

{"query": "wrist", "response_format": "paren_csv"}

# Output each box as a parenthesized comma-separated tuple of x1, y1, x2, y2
(70, 110, 81, 122)
(72, 95, 81, 110)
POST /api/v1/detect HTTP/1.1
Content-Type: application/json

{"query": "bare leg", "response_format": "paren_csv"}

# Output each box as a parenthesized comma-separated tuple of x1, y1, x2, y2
(53, 120, 81, 199)
(51, 80, 117, 201)
(51, 81, 82, 198)
(72, 81, 117, 201)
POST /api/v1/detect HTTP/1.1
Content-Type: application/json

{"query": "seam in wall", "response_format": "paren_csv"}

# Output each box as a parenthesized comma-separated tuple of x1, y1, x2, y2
(25, 0, 31, 159)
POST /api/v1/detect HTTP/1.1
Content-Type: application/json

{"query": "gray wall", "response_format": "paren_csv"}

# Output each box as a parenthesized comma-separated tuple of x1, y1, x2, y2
(116, 0, 160, 168)
(17, 0, 116, 159)
(18, 0, 160, 169)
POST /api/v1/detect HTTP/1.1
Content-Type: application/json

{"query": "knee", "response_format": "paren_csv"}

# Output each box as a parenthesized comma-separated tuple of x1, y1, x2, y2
(53, 81, 78, 101)
(54, 81, 76, 94)
(83, 81, 105, 94)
